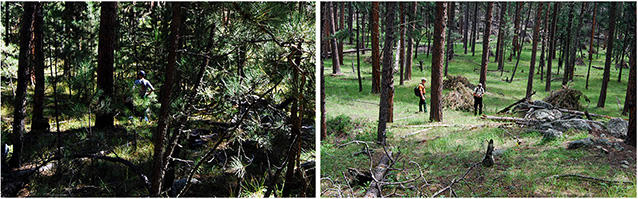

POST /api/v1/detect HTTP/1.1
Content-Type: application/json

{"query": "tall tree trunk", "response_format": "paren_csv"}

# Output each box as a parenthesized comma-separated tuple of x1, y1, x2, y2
(405, 2, 415, 81)
(471, 2, 478, 56)
(538, 3, 549, 81)
(31, 3, 48, 132)
(496, 2, 507, 71)
(480, 2, 493, 90)
(399, 3, 405, 85)
(377, 2, 396, 145)
(463, 2, 469, 54)
(338, 2, 345, 65)
(323, 4, 329, 59)
(9, 2, 36, 169)
(511, 2, 521, 60)
(361, 9, 366, 52)
(586, 3, 597, 89)
(546, 2, 559, 91)
(597, 2, 616, 108)
(96, 2, 117, 129)
(618, 28, 629, 83)
(357, 6, 362, 92)
(509, 3, 532, 84)
(431, 2, 447, 122)
(371, 2, 381, 93)
(569, 3, 587, 82)
(526, 3, 543, 97)
(150, 2, 181, 196)
(320, 61, 327, 140)
(347, 2, 353, 45)
(282, 42, 304, 197)
(444, 2, 453, 76)
(625, 37, 636, 147)
(561, 4, 574, 86)
(328, 2, 342, 75)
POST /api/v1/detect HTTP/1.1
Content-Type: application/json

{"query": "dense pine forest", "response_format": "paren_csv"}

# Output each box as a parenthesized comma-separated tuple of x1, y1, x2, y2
(321, 2, 635, 197)
(1, 2, 315, 197)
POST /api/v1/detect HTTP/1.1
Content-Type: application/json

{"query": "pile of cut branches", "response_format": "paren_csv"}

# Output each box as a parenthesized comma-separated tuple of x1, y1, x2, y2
(443, 82, 474, 111)
(543, 87, 584, 111)
(443, 75, 474, 90)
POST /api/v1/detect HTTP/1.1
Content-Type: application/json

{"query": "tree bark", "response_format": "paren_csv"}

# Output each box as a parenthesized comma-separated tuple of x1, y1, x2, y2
(348, 2, 353, 45)
(511, 2, 521, 60)
(480, 2, 493, 90)
(625, 37, 636, 146)
(431, 2, 447, 122)
(338, 2, 345, 65)
(546, 2, 559, 91)
(323, 4, 330, 59)
(496, 2, 507, 71)
(328, 2, 342, 75)
(363, 152, 393, 198)
(31, 3, 48, 132)
(371, 2, 381, 93)
(399, 3, 405, 85)
(463, 2, 469, 54)
(526, 2, 542, 97)
(405, 2, 416, 81)
(538, 3, 549, 81)
(377, 2, 396, 145)
(321, 61, 327, 140)
(586, 3, 597, 90)
(471, 3, 478, 56)
(95, 2, 118, 129)
(150, 2, 181, 196)
(444, 2, 454, 76)
(9, 2, 36, 169)
(568, 3, 587, 82)
(597, 2, 616, 108)
(561, 4, 574, 86)
(357, 6, 363, 92)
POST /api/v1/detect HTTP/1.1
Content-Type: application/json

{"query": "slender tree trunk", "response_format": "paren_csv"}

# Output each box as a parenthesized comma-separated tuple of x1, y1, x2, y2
(546, 2, 559, 91)
(323, 4, 329, 59)
(538, 3, 549, 81)
(96, 2, 117, 129)
(31, 3, 47, 132)
(431, 2, 447, 122)
(378, 2, 396, 145)
(348, 2, 353, 45)
(480, 2, 493, 90)
(151, 2, 181, 196)
(357, 6, 362, 92)
(526, 3, 543, 97)
(9, 2, 36, 169)
(328, 2, 342, 75)
(496, 2, 507, 71)
(623, 37, 636, 116)
(471, 2, 478, 56)
(405, 2, 415, 81)
(463, 2, 469, 54)
(444, 2, 453, 76)
(509, 3, 532, 83)
(568, 3, 587, 82)
(338, 2, 345, 65)
(618, 28, 629, 83)
(511, 2, 521, 60)
(586, 3, 597, 89)
(399, 3, 405, 85)
(371, 2, 381, 93)
(320, 61, 327, 140)
(448, 2, 455, 60)
(597, 2, 616, 108)
(561, 4, 574, 85)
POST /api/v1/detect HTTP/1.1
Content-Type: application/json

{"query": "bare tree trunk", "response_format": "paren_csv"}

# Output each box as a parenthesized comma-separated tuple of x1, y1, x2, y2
(561, 4, 574, 86)
(31, 3, 48, 132)
(348, 2, 353, 45)
(480, 2, 493, 90)
(568, 3, 587, 82)
(586, 3, 597, 89)
(357, 6, 362, 92)
(526, 3, 543, 97)
(597, 2, 616, 108)
(538, 3, 549, 81)
(624, 37, 636, 147)
(431, 2, 447, 122)
(378, 2, 396, 145)
(463, 2, 469, 54)
(95, 2, 118, 129)
(321, 61, 327, 140)
(339, 2, 345, 65)
(323, 4, 329, 60)
(399, 3, 405, 85)
(444, 2, 454, 76)
(511, 2, 521, 60)
(405, 2, 416, 81)
(371, 2, 381, 93)
(9, 2, 36, 169)
(471, 3, 478, 56)
(328, 2, 342, 75)
(496, 2, 507, 71)
(546, 2, 559, 91)
(150, 2, 181, 196)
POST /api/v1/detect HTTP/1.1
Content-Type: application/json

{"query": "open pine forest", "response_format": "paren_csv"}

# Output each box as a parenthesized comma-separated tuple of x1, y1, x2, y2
(320, 2, 636, 197)
(1, 2, 315, 197)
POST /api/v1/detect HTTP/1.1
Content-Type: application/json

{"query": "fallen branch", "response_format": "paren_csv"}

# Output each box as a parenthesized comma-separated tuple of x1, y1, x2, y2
(338, 140, 375, 148)
(401, 128, 431, 138)
(547, 174, 634, 184)
(432, 162, 481, 198)
(364, 151, 393, 198)
(556, 108, 612, 119)
(392, 123, 494, 128)
(497, 91, 536, 114)
(481, 115, 540, 125)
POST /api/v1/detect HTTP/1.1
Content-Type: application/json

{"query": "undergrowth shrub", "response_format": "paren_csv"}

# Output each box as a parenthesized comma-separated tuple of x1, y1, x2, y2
(327, 115, 354, 137)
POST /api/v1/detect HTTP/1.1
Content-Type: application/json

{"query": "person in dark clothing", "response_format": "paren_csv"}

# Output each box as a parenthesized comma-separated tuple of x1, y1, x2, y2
(418, 78, 427, 113)
(124, 70, 155, 121)
(473, 83, 485, 115)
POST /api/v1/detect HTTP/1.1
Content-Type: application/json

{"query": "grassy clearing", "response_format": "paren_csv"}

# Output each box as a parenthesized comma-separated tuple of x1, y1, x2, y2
(321, 41, 635, 197)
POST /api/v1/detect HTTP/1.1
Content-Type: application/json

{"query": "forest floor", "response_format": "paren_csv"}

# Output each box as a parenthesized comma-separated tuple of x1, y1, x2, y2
(320, 41, 636, 197)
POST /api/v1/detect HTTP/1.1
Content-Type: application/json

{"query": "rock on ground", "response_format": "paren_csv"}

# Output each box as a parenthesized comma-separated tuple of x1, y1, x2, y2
(607, 118, 628, 139)
(567, 137, 593, 149)
(543, 128, 563, 141)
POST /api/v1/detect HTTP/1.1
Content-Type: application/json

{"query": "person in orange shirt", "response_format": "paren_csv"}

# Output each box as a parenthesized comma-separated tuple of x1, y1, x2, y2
(418, 78, 427, 113)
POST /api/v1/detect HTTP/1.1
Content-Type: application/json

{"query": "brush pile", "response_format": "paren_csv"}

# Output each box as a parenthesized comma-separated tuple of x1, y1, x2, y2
(443, 75, 474, 90)
(443, 82, 474, 111)
(542, 87, 584, 110)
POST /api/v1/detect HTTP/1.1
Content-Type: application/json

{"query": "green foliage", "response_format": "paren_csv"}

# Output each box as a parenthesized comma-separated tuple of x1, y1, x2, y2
(327, 114, 355, 136)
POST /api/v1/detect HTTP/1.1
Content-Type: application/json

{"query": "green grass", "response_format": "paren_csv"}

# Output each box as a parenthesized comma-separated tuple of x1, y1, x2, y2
(321, 41, 635, 197)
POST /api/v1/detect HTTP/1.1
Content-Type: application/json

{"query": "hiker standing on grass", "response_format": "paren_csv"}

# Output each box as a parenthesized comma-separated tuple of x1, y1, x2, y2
(473, 83, 485, 116)
(418, 78, 427, 113)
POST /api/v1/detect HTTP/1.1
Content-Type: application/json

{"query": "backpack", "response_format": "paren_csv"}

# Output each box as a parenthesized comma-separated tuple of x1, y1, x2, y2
(414, 85, 421, 97)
